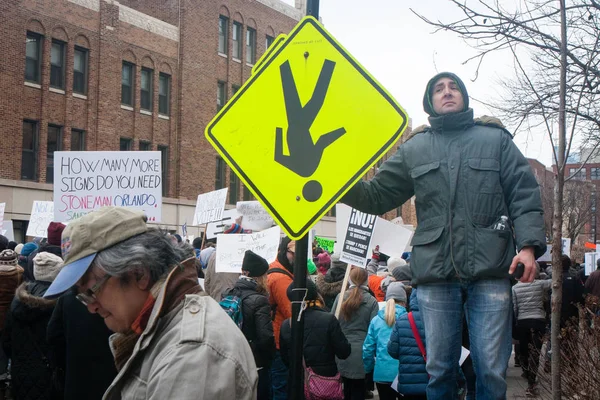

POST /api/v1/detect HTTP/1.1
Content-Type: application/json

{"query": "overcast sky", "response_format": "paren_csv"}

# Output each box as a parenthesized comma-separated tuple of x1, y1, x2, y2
(280, 0, 555, 167)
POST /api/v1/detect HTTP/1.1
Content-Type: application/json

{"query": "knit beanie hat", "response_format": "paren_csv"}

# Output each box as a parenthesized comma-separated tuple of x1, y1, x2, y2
(387, 257, 407, 275)
(423, 72, 469, 117)
(20, 242, 38, 257)
(14, 243, 24, 255)
(33, 252, 64, 282)
(8, 241, 17, 251)
(287, 278, 318, 302)
(192, 237, 203, 249)
(391, 263, 412, 282)
(0, 235, 8, 252)
(0, 249, 18, 266)
(241, 250, 269, 277)
(385, 281, 407, 303)
(317, 252, 331, 266)
(307, 259, 317, 275)
(47, 222, 66, 246)
(223, 223, 247, 234)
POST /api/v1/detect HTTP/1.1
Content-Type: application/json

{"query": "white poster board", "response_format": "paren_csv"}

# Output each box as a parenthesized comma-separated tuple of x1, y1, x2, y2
(1, 221, 14, 241)
(192, 188, 228, 225)
(335, 204, 414, 261)
(0, 202, 5, 230)
(53, 151, 162, 223)
(215, 226, 280, 273)
(236, 201, 274, 231)
(26, 201, 55, 238)
(585, 252, 598, 276)
(537, 245, 552, 262)
(562, 238, 571, 259)
(207, 209, 240, 239)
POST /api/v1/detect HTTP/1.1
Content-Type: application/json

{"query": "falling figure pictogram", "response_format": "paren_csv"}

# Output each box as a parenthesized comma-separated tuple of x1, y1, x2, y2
(274, 59, 346, 202)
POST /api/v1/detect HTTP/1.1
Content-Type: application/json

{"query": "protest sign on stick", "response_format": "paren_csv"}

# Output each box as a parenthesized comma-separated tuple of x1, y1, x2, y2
(215, 226, 281, 273)
(236, 201, 274, 231)
(192, 188, 228, 225)
(340, 208, 377, 267)
(27, 201, 54, 238)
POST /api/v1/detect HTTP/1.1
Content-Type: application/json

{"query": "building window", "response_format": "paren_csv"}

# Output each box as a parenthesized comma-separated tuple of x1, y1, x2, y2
(569, 167, 586, 181)
(218, 16, 229, 54)
(46, 125, 62, 183)
(121, 62, 134, 106)
(232, 22, 242, 60)
(71, 129, 85, 151)
(120, 138, 132, 151)
(215, 157, 225, 189)
(25, 32, 42, 83)
(21, 120, 38, 180)
(217, 81, 226, 111)
(159, 73, 170, 115)
(591, 167, 600, 180)
(158, 145, 168, 197)
(246, 28, 256, 64)
(266, 35, 274, 49)
(139, 140, 151, 151)
(141, 68, 153, 111)
(229, 169, 239, 204)
(73, 47, 88, 95)
(232, 84, 240, 95)
(50, 40, 66, 89)
(243, 185, 253, 201)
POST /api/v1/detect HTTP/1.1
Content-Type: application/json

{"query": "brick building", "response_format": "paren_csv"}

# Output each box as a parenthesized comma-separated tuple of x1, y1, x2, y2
(0, 0, 305, 241)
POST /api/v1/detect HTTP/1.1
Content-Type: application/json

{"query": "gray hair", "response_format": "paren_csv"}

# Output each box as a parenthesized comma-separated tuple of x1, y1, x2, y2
(93, 228, 185, 284)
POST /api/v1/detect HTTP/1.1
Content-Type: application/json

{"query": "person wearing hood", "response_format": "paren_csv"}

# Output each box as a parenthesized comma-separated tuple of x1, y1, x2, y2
(18, 242, 38, 280)
(2, 251, 64, 400)
(0, 250, 24, 379)
(341, 72, 545, 399)
(363, 282, 407, 400)
(267, 236, 295, 400)
(222, 250, 275, 400)
(280, 279, 351, 400)
(316, 253, 348, 311)
(204, 229, 238, 302)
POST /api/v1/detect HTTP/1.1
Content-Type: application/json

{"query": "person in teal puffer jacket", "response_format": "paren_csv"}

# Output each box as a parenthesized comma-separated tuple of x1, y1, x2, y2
(363, 282, 407, 400)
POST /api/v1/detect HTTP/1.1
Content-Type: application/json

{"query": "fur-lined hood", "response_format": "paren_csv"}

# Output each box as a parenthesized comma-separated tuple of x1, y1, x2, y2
(11, 281, 57, 322)
(315, 274, 343, 298)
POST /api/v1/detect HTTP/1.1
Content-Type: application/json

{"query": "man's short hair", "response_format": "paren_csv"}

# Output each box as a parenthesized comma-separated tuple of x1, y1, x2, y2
(596, 258, 600, 270)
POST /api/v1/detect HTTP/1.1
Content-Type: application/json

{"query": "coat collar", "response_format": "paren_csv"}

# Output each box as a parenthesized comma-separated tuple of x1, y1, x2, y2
(428, 108, 474, 132)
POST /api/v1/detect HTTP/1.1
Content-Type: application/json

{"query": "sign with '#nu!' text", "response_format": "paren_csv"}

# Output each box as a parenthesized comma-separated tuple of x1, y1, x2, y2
(206, 16, 408, 239)
(340, 208, 377, 267)
(54, 151, 162, 223)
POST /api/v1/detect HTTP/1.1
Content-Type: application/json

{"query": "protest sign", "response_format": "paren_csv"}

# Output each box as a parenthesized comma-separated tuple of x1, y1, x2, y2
(315, 236, 335, 253)
(26, 201, 55, 238)
(192, 188, 228, 225)
(207, 209, 240, 239)
(215, 226, 280, 273)
(340, 208, 377, 267)
(537, 245, 552, 262)
(0, 202, 5, 230)
(53, 151, 162, 223)
(1, 221, 14, 241)
(585, 252, 599, 276)
(562, 238, 571, 259)
(236, 201, 274, 231)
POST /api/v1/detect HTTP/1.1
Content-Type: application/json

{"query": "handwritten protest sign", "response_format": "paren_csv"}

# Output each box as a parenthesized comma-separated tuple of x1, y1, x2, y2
(315, 236, 335, 253)
(192, 188, 228, 225)
(215, 226, 281, 273)
(585, 252, 598, 276)
(26, 201, 55, 238)
(1, 221, 14, 241)
(236, 201, 274, 231)
(53, 151, 162, 222)
(207, 209, 240, 239)
(340, 209, 377, 267)
(0, 203, 5, 230)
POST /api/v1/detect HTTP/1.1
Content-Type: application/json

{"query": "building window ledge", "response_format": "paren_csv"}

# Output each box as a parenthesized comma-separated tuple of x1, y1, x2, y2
(246, 62, 254, 68)
(24, 81, 41, 89)
(49, 87, 66, 94)
(218, 52, 228, 58)
(140, 109, 153, 116)
(121, 104, 134, 111)
(232, 58, 242, 64)
(73, 93, 88, 100)
(158, 114, 170, 120)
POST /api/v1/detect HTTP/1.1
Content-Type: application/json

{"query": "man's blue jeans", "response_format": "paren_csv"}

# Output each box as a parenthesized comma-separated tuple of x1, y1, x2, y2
(271, 350, 288, 400)
(417, 279, 512, 400)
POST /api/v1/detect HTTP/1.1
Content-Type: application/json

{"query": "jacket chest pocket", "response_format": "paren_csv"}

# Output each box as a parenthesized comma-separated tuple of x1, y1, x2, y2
(466, 158, 501, 194)
(120, 375, 148, 400)
(410, 161, 444, 199)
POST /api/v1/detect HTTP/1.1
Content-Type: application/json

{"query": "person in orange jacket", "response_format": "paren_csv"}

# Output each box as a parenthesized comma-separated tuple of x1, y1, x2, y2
(267, 237, 295, 400)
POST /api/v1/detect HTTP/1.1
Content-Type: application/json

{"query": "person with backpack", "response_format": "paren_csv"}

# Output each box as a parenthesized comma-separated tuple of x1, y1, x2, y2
(280, 279, 351, 400)
(387, 289, 428, 400)
(331, 267, 379, 400)
(363, 282, 407, 400)
(267, 237, 295, 400)
(221, 250, 275, 400)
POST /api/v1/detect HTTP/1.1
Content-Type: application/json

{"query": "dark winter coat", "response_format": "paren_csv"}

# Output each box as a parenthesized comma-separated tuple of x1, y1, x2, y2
(387, 290, 428, 396)
(561, 273, 584, 326)
(315, 267, 345, 311)
(2, 281, 58, 400)
(46, 291, 117, 400)
(280, 306, 351, 377)
(342, 108, 546, 285)
(223, 277, 275, 368)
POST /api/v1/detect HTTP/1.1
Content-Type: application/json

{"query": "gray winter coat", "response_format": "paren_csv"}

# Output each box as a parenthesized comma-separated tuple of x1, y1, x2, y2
(331, 287, 378, 379)
(512, 279, 552, 321)
(342, 110, 546, 285)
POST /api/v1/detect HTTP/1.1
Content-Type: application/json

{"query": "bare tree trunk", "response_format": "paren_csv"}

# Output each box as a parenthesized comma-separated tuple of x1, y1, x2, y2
(551, 0, 568, 398)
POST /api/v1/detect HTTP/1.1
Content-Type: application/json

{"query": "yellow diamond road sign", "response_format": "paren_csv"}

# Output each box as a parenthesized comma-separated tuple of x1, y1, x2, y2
(206, 16, 408, 239)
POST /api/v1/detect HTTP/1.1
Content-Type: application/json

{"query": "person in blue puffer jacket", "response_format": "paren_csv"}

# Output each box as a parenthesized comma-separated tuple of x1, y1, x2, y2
(387, 289, 427, 399)
(363, 282, 407, 400)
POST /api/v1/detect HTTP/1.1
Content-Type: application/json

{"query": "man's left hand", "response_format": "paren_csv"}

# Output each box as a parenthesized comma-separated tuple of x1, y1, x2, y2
(509, 247, 536, 283)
